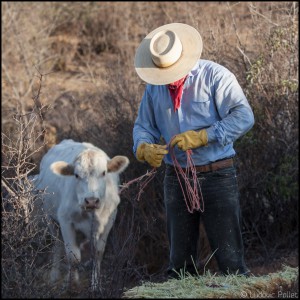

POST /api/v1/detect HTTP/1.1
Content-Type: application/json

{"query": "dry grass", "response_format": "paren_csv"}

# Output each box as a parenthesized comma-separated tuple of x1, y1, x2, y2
(123, 265, 299, 298)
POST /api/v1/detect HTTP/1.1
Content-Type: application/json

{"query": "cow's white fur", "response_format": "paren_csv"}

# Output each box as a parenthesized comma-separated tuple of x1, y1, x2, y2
(34, 139, 129, 288)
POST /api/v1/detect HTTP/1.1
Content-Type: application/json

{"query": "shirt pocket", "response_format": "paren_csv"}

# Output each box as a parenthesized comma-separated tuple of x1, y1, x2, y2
(189, 95, 214, 125)
(191, 94, 211, 103)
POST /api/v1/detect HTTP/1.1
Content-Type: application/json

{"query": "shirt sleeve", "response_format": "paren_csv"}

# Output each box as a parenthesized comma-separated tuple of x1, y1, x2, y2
(206, 67, 255, 146)
(132, 86, 161, 157)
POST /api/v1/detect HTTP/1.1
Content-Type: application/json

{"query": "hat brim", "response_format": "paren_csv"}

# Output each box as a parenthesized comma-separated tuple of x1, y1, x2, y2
(134, 23, 203, 85)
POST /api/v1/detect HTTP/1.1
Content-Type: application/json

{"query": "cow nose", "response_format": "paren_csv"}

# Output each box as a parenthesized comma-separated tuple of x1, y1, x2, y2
(84, 197, 100, 209)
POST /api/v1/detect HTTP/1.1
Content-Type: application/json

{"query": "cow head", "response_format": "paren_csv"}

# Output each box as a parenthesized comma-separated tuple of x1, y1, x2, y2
(50, 149, 129, 210)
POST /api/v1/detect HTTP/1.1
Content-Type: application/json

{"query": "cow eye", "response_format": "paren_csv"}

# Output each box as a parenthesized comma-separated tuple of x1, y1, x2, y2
(75, 174, 79, 179)
(102, 171, 106, 176)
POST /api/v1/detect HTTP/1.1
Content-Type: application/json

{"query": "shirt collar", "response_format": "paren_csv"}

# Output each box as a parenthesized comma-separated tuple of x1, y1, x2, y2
(188, 59, 201, 78)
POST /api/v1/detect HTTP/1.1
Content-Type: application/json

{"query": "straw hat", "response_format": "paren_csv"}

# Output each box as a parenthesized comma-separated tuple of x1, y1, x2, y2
(134, 23, 203, 85)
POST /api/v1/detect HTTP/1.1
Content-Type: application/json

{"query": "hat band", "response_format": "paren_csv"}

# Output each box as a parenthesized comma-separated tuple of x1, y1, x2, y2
(150, 30, 183, 68)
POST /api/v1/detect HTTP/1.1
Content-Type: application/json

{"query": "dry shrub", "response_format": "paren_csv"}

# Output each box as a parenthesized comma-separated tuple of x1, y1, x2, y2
(1, 98, 57, 298)
(233, 3, 298, 259)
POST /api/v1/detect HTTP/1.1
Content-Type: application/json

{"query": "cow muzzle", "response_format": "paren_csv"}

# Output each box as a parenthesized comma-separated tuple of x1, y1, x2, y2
(84, 197, 100, 210)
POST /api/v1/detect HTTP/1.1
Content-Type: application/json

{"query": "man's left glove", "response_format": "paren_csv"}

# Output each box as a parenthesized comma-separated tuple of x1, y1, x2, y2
(170, 129, 208, 151)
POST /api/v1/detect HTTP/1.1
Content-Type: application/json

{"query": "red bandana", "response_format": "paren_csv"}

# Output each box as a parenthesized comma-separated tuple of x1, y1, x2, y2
(167, 76, 188, 112)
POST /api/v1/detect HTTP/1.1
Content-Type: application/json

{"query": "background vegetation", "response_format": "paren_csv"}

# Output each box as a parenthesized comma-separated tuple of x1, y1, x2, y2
(2, 2, 298, 298)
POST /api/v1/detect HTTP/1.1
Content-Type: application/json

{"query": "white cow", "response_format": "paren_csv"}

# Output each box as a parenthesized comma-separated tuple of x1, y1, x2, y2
(33, 139, 129, 289)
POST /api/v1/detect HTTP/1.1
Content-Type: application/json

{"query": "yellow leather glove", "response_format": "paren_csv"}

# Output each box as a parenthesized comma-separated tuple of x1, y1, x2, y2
(170, 129, 208, 151)
(136, 143, 168, 168)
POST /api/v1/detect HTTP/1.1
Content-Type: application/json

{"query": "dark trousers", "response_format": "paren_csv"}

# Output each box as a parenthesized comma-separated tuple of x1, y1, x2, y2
(164, 164, 249, 276)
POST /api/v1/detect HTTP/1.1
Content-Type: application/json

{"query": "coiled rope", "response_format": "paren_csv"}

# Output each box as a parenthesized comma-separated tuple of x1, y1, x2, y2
(169, 142, 204, 213)
(120, 138, 204, 213)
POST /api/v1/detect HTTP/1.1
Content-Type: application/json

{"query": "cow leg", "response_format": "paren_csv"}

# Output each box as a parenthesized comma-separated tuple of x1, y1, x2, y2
(50, 237, 64, 283)
(91, 211, 117, 290)
(59, 222, 81, 287)
(47, 218, 64, 283)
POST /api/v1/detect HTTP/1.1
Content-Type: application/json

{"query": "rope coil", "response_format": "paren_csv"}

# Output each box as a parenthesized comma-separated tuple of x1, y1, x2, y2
(169, 145, 204, 213)
(120, 139, 204, 213)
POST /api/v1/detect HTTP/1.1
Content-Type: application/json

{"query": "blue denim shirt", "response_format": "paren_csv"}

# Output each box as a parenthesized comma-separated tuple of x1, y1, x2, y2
(133, 59, 255, 167)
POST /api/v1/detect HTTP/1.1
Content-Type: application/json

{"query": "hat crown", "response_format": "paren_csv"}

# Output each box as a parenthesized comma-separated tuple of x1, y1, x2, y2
(134, 23, 203, 85)
(150, 30, 182, 68)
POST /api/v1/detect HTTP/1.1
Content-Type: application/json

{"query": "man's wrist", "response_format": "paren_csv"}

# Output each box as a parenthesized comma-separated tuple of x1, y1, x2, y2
(204, 127, 216, 143)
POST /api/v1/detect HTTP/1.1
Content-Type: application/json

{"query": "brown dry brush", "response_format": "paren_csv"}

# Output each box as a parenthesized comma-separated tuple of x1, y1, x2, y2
(234, 4, 299, 261)
(1, 76, 56, 297)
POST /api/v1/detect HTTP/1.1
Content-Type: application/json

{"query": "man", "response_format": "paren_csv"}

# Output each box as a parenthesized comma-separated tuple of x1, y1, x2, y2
(132, 23, 254, 278)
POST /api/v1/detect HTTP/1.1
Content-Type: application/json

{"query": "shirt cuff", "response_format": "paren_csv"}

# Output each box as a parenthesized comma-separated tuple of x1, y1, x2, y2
(206, 126, 217, 143)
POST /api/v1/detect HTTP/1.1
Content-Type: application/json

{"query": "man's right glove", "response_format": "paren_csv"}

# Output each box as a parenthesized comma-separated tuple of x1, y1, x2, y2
(136, 143, 168, 168)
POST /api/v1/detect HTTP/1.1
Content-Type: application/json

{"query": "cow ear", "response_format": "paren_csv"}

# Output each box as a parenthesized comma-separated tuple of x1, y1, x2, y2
(51, 161, 75, 176)
(107, 156, 129, 174)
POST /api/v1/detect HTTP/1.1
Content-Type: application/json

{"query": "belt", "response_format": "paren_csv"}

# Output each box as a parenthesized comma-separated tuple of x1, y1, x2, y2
(178, 158, 234, 173)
